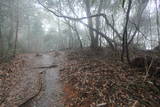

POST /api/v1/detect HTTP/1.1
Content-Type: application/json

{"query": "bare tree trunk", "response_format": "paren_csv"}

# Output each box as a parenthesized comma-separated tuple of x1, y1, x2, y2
(68, 22, 73, 49)
(84, 0, 95, 48)
(112, 15, 118, 50)
(95, 0, 103, 48)
(149, 10, 153, 49)
(121, 0, 132, 64)
(14, 16, 19, 56)
(8, 0, 14, 50)
(13, 0, 19, 57)
(112, 15, 115, 40)
(99, 36, 102, 47)
(80, 21, 115, 49)
(0, 25, 3, 57)
(0, 5, 3, 57)
(74, 23, 83, 48)
(27, 24, 31, 51)
(155, 0, 160, 48)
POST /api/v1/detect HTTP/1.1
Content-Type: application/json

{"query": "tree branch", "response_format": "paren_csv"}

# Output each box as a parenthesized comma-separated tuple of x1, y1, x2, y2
(37, 0, 122, 40)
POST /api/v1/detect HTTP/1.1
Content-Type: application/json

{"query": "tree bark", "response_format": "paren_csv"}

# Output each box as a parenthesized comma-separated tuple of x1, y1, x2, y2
(121, 0, 132, 64)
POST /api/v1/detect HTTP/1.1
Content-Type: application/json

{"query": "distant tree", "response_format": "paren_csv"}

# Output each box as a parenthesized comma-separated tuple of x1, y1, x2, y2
(13, 0, 19, 56)
(155, 0, 160, 49)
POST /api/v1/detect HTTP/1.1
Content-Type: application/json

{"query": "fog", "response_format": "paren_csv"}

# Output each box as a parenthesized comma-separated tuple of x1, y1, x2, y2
(0, 0, 160, 55)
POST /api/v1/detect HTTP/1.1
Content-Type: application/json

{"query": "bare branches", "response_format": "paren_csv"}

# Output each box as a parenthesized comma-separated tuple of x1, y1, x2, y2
(79, 21, 115, 49)
(37, 0, 122, 40)
(37, 0, 104, 21)
(37, 0, 116, 49)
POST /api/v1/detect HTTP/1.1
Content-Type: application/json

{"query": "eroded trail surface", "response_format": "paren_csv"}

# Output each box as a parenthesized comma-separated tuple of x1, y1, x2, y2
(21, 53, 64, 107)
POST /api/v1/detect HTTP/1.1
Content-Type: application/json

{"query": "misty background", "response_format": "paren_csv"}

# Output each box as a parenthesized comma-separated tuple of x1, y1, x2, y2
(0, 0, 159, 57)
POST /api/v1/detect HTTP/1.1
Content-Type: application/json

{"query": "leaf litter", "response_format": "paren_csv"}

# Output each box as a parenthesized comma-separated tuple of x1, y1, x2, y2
(0, 54, 42, 107)
(60, 49, 160, 107)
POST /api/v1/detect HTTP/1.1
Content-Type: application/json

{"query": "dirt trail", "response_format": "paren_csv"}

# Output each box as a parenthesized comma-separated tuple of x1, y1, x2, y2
(0, 52, 64, 107)
(20, 53, 64, 107)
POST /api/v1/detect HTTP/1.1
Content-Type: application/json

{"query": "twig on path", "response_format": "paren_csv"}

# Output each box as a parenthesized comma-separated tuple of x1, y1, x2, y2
(33, 64, 58, 69)
(19, 73, 43, 107)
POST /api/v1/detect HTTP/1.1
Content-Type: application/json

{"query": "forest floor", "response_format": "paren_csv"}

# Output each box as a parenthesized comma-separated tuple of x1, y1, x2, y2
(60, 48, 160, 107)
(0, 48, 160, 107)
(0, 51, 64, 107)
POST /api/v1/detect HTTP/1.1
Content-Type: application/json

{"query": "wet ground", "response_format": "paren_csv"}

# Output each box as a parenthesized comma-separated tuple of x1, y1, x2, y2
(20, 53, 64, 107)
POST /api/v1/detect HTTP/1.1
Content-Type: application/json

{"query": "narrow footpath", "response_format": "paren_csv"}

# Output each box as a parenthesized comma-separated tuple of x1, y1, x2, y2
(21, 52, 64, 107)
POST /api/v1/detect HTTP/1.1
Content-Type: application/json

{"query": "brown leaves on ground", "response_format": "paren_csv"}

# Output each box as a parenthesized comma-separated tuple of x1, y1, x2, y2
(0, 54, 42, 107)
(60, 49, 160, 107)
(0, 56, 26, 105)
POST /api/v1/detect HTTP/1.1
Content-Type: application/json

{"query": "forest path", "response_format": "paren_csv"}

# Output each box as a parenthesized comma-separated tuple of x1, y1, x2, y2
(20, 52, 64, 107)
